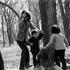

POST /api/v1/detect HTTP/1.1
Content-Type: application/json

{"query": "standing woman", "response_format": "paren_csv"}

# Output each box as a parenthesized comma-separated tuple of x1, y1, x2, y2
(16, 10, 36, 70)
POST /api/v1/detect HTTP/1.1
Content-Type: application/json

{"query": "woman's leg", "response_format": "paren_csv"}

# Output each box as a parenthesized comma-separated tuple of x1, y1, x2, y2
(17, 40, 25, 70)
(24, 46, 30, 67)
(19, 51, 25, 70)
(54, 50, 60, 67)
(59, 50, 66, 70)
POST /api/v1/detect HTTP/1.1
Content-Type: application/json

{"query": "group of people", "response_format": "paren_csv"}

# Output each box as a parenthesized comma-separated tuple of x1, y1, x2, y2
(0, 10, 69, 70)
(16, 10, 43, 70)
(16, 10, 69, 70)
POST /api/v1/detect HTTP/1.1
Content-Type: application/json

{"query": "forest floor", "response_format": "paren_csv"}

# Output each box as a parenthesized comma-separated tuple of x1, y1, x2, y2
(1, 42, 70, 70)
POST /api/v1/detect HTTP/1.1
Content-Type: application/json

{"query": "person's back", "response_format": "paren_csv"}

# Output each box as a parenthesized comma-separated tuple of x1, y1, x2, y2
(54, 33, 66, 50)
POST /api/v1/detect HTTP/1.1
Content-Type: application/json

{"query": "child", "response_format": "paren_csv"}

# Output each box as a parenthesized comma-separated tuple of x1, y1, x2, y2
(27, 30, 43, 67)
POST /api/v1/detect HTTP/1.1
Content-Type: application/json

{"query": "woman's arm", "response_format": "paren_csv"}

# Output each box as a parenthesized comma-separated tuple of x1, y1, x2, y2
(30, 22, 39, 30)
(45, 34, 55, 48)
(64, 37, 69, 48)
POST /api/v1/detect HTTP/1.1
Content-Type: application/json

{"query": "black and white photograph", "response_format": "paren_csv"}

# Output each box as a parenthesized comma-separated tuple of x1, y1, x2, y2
(0, 0, 70, 70)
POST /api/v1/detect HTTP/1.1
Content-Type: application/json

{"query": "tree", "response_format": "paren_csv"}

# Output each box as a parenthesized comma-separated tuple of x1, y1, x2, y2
(39, 0, 57, 46)
(64, 0, 70, 44)
(0, 1, 20, 18)
(58, 0, 70, 44)
(1, 17, 5, 46)
(0, 0, 20, 46)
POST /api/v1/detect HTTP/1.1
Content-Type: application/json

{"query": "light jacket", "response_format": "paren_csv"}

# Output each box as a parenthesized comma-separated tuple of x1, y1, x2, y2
(46, 33, 68, 50)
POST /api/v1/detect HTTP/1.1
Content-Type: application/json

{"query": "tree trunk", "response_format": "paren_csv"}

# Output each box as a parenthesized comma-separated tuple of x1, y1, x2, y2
(6, 19, 11, 46)
(1, 17, 5, 47)
(64, 0, 70, 45)
(3, 7, 14, 46)
(39, 0, 57, 46)
(7, 18, 14, 46)
(58, 0, 69, 44)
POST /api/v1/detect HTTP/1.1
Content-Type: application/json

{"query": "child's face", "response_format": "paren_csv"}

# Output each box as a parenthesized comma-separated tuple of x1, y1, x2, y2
(33, 33, 37, 38)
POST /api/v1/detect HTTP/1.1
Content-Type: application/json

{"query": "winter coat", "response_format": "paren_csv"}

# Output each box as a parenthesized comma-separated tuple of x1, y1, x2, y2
(46, 33, 68, 50)
(17, 18, 35, 41)
(28, 32, 43, 54)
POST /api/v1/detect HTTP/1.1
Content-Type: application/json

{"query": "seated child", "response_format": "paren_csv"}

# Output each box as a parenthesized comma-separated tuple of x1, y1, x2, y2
(27, 30, 43, 67)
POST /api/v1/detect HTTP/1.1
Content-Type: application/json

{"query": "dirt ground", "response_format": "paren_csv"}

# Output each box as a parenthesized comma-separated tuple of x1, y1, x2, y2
(1, 43, 70, 70)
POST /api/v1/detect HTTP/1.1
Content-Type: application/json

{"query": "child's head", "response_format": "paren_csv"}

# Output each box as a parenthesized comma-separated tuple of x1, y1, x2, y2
(31, 30, 37, 37)
(51, 25, 60, 34)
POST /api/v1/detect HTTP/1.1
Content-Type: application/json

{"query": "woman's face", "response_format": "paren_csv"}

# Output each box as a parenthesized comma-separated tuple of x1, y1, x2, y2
(22, 12, 27, 18)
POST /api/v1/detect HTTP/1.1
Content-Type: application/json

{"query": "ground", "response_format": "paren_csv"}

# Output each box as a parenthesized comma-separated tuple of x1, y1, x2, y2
(0, 42, 70, 70)
(1, 42, 34, 70)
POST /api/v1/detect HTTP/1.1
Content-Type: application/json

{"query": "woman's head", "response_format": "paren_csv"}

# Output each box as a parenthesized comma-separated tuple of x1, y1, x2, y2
(21, 10, 31, 21)
(51, 25, 60, 34)
(21, 10, 27, 18)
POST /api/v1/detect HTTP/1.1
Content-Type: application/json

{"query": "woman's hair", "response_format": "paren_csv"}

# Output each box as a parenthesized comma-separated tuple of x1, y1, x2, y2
(51, 25, 60, 34)
(20, 10, 31, 21)
(21, 10, 26, 15)
(26, 12, 31, 21)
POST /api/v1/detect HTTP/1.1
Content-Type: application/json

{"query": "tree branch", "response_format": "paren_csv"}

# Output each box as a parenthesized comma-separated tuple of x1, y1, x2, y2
(0, 1, 20, 19)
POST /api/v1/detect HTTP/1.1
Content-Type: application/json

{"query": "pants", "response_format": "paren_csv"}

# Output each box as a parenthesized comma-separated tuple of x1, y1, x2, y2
(31, 49, 40, 67)
(54, 50, 66, 69)
(17, 40, 30, 70)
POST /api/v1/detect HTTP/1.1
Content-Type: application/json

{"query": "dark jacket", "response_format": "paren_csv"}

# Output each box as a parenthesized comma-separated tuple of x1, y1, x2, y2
(28, 32, 43, 54)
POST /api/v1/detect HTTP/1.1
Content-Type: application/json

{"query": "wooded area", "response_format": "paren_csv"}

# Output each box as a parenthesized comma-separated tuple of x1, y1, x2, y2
(0, 0, 70, 47)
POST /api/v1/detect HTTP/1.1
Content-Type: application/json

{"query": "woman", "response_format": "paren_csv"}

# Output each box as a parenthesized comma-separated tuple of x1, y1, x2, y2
(16, 10, 36, 70)
(45, 25, 69, 70)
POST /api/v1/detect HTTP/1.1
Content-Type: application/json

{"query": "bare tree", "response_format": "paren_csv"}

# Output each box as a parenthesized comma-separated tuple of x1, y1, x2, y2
(0, 0, 20, 46)
(1, 17, 5, 47)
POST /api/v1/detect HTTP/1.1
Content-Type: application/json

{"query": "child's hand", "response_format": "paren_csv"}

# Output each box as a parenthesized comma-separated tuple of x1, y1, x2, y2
(38, 30, 44, 35)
